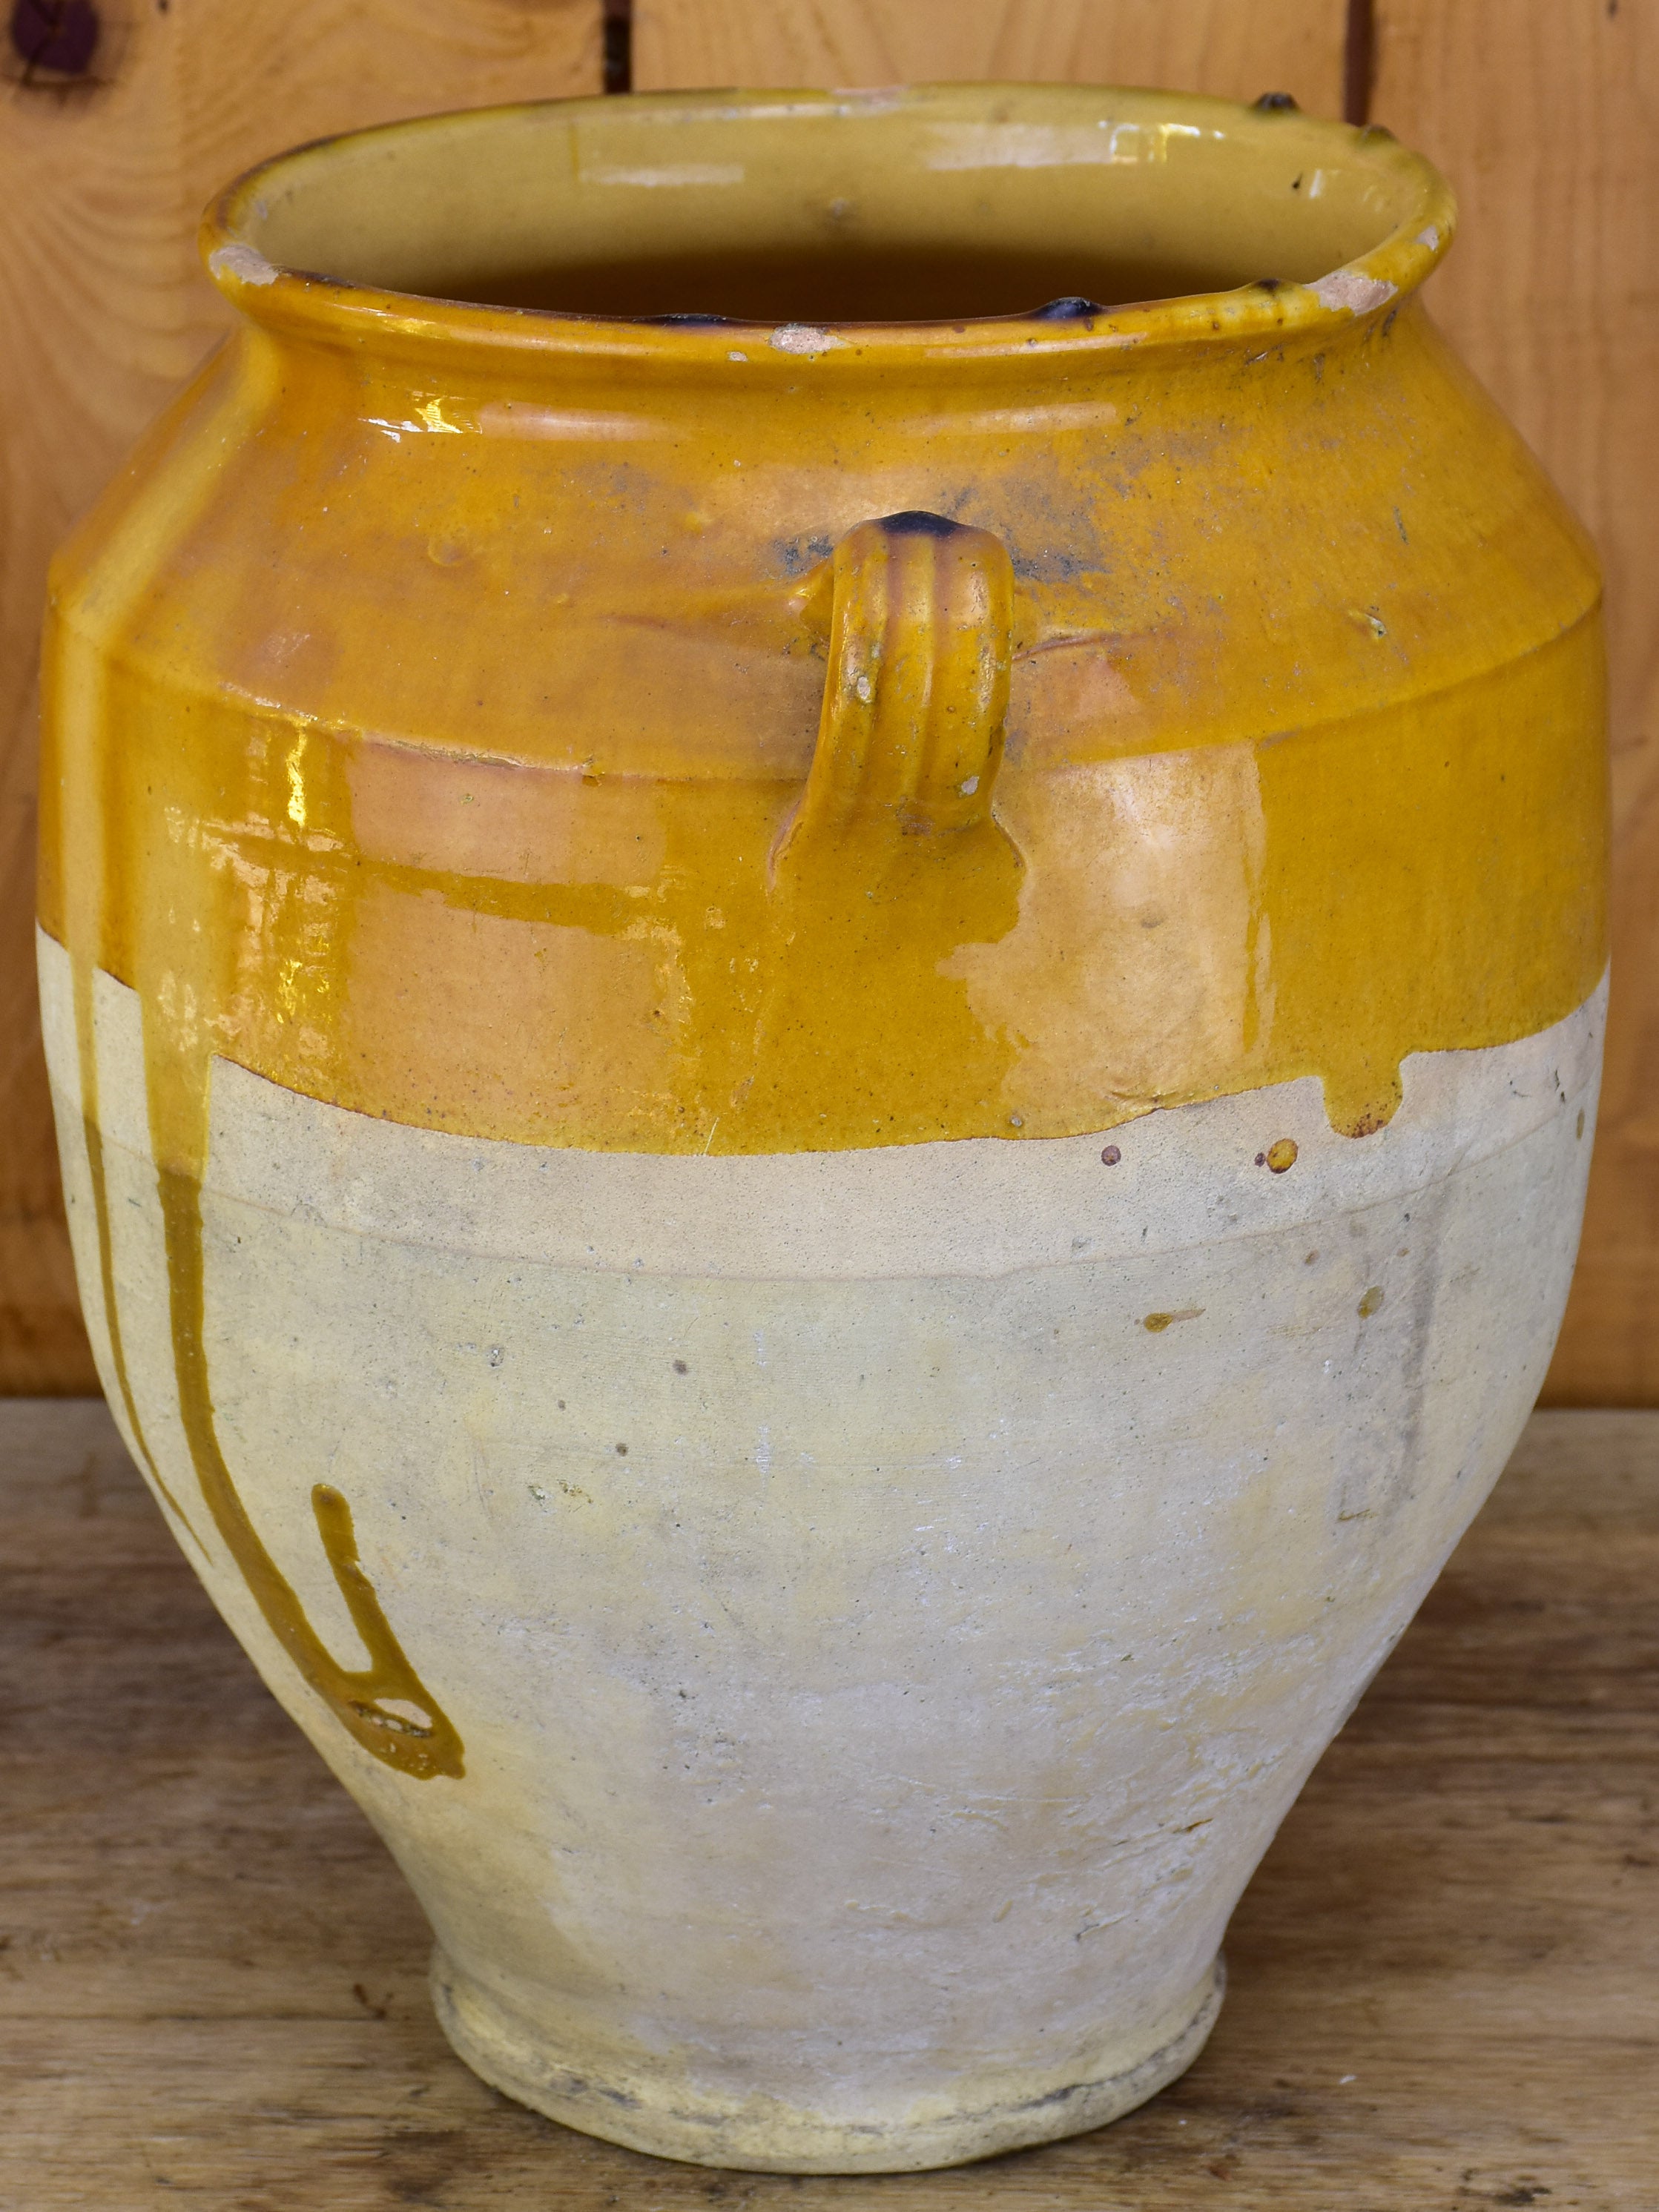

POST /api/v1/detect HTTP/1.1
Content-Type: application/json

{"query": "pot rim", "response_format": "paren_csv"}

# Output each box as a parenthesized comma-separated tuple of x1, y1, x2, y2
(202, 82, 1456, 379)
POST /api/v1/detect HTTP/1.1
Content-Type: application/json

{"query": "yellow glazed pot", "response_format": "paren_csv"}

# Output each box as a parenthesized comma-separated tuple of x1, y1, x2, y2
(39, 85, 1606, 2172)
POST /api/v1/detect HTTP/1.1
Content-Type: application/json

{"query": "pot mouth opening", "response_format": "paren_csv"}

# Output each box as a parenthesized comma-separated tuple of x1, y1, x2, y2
(206, 84, 1454, 369)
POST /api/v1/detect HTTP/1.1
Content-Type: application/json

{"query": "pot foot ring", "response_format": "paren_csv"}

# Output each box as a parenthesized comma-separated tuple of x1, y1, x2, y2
(429, 1947, 1224, 2173)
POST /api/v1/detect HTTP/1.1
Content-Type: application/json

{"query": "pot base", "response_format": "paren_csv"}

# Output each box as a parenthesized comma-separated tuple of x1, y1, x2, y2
(429, 1948, 1224, 2173)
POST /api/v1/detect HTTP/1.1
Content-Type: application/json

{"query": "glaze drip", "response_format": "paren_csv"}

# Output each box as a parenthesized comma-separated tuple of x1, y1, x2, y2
(55, 616, 463, 1783)
(71, 953, 202, 1554)
(154, 1148, 465, 1780)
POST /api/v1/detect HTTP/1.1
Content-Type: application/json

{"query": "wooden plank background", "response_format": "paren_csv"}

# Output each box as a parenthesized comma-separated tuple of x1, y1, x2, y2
(4, 0, 1653, 1399)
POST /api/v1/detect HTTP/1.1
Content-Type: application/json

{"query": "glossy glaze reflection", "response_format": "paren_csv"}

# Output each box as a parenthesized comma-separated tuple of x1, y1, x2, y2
(40, 301, 1605, 1152)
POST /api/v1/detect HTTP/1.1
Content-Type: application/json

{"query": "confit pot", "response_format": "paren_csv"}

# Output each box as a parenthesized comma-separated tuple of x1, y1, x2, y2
(39, 82, 1607, 2173)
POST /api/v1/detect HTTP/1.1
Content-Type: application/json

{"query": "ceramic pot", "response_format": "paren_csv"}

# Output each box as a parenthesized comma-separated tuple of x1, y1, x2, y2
(39, 85, 1606, 2173)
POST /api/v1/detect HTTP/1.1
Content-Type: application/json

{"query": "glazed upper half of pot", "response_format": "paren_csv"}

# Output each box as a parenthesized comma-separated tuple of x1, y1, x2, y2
(40, 85, 1606, 1156)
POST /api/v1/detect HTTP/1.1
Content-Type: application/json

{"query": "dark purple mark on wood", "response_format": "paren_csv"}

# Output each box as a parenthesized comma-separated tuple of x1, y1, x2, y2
(10, 0, 98, 76)
(604, 0, 631, 94)
(1344, 0, 1375, 127)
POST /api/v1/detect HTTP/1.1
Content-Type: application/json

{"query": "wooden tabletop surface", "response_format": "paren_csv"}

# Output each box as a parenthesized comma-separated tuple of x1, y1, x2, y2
(2, 1399, 1655, 2209)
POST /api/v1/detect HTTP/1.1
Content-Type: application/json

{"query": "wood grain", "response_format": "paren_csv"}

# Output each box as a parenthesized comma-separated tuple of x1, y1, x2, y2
(1368, 3, 1659, 1403)
(1, 1398, 1654, 2205)
(633, 0, 1349, 113)
(0, 0, 601, 1393)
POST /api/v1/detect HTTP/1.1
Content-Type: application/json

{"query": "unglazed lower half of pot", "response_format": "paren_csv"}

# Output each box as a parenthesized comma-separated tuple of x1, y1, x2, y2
(39, 929, 1601, 2173)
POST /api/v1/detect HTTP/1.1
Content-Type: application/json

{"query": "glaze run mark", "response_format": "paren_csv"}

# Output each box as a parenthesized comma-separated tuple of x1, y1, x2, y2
(152, 1140, 464, 1780)
(1358, 1284, 1385, 1318)
(1258, 1138, 1299, 1172)
(70, 963, 202, 1554)
(65, 898, 461, 1778)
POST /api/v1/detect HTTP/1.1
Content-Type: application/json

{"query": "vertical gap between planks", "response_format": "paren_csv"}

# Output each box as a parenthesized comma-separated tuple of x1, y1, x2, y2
(1344, 0, 1375, 124)
(604, 0, 632, 92)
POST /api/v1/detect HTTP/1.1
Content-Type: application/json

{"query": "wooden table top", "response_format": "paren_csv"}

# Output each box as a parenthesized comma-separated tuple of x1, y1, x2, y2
(2, 1400, 1655, 2209)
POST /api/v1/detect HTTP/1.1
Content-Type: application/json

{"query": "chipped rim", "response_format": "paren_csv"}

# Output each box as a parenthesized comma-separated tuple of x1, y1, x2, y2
(202, 83, 1457, 380)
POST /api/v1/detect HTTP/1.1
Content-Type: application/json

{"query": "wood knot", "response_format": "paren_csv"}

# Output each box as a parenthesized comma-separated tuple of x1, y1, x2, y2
(8, 0, 100, 81)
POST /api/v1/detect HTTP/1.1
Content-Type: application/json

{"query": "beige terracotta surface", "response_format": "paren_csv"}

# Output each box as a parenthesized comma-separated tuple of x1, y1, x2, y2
(7, 1396, 1656, 2205)
(40, 932, 1603, 2167)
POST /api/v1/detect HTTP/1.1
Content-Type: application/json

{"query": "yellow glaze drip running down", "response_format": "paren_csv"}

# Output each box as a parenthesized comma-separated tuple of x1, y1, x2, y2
(39, 87, 1608, 1777)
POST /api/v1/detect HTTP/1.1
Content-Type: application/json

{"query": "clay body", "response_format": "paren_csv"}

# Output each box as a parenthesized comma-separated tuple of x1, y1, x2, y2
(39, 86, 1606, 2171)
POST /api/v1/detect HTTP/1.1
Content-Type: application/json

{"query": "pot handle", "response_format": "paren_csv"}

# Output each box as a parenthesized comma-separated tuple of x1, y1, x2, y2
(778, 511, 1014, 862)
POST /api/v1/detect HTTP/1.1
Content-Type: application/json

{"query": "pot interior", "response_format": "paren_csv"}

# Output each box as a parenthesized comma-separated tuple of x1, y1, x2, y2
(237, 87, 1425, 325)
